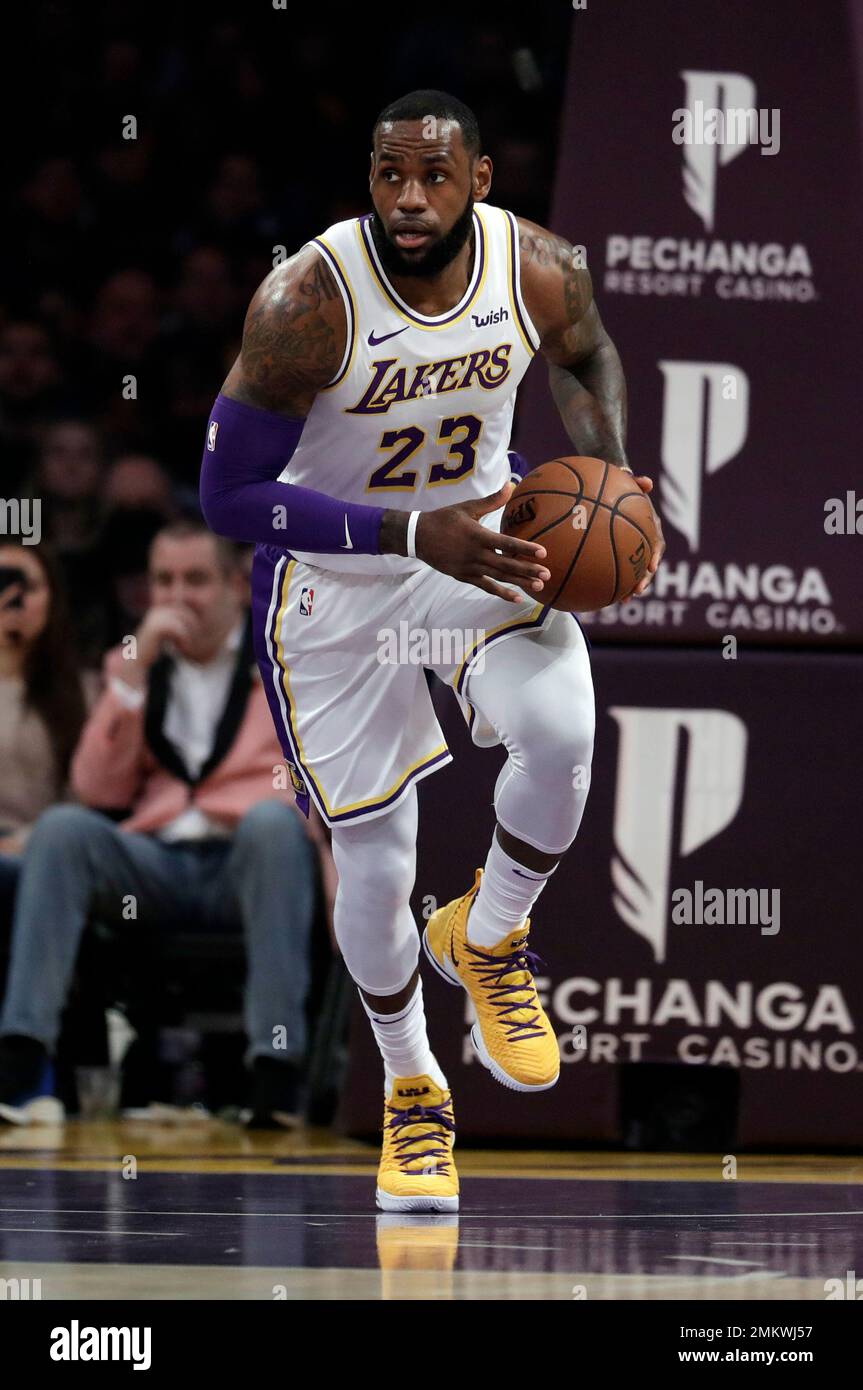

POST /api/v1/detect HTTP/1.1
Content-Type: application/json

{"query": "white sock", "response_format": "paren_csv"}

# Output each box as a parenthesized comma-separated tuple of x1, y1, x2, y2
(467, 832, 559, 948)
(359, 977, 448, 1096)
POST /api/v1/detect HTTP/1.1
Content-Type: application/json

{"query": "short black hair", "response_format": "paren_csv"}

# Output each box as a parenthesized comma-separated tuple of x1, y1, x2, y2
(372, 89, 481, 160)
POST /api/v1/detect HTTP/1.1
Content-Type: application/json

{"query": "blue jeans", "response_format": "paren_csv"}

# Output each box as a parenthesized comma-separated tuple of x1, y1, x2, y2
(0, 801, 317, 1065)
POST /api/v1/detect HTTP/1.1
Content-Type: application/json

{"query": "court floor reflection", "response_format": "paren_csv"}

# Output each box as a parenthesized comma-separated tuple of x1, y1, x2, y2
(0, 1140, 861, 1299)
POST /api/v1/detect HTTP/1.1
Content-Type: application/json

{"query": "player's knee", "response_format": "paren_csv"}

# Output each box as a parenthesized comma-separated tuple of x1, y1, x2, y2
(568, 715, 595, 779)
(332, 805, 416, 904)
(551, 739, 594, 797)
(524, 709, 594, 791)
(339, 852, 415, 912)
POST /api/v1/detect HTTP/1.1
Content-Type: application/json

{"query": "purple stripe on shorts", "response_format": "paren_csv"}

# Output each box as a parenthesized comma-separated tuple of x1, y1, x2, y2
(252, 545, 451, 827)
(251, 546, 313, 820)
(454, 604, 552, 699)
(325, 746, 452, 825)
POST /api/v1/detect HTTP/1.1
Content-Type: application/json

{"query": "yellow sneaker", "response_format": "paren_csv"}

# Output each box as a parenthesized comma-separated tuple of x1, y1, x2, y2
(423, 869, 560, 1092)
(375, 1074, 459, 1213)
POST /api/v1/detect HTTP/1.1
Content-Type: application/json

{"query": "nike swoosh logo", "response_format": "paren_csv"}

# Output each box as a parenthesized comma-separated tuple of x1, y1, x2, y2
(341, 515, 353, 549)
(368, 326, 408, 346)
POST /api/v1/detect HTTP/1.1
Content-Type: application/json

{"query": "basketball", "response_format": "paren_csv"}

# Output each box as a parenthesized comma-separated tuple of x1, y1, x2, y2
(501, 456, 658, 611)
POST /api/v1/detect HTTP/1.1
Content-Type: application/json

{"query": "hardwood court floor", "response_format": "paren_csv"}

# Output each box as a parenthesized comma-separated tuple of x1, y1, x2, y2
(0, 1119, 861, 1299)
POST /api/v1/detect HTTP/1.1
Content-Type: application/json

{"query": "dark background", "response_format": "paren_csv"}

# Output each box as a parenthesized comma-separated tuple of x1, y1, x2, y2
(2, 1, 571, 495)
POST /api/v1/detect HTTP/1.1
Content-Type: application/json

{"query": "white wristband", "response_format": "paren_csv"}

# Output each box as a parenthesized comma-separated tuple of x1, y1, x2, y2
(405, 510, 421, 559)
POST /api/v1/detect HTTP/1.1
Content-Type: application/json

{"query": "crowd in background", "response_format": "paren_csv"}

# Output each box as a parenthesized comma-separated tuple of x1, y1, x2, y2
(0, 6, 567, 1114)
(3, 6, 567, 652)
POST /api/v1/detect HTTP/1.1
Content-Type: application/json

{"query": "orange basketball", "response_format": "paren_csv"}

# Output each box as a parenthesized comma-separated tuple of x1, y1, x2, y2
(501, 456, 658, 611)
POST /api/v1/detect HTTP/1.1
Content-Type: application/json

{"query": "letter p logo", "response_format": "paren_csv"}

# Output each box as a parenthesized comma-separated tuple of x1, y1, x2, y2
(608, 708, 747, 962)
(658, 361, 749, 552)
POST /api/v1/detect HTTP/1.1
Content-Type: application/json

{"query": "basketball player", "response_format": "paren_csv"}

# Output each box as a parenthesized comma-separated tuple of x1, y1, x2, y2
(200, 90, 664, 1211)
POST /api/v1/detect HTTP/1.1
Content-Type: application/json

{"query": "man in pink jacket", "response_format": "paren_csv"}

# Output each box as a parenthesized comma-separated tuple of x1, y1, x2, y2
(0, 519, 337, 1127)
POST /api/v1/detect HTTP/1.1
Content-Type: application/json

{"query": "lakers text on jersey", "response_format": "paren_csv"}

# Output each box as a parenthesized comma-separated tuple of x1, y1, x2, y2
(282, 202, 541, 576)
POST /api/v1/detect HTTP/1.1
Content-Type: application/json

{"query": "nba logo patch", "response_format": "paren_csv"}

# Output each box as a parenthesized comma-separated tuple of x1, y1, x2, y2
(207, 421, 219, 452)
(299, 586, 315, 616)
(286, 761, 307, 796)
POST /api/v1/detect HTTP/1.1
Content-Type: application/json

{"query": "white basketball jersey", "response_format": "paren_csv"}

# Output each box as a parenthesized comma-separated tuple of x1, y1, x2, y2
(281, 202, 541, 575)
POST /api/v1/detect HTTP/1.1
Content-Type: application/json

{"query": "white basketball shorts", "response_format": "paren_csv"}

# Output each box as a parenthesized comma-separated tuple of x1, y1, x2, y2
(251, 521, 562, 829)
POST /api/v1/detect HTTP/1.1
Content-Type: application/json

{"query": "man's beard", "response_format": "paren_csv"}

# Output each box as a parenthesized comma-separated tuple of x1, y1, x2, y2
(369, 195, 475, 280)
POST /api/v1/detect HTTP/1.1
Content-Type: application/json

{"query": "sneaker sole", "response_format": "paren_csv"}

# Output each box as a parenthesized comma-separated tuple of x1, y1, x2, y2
(422, 925, 560, 1094)
(375, 1187, 459, 1213)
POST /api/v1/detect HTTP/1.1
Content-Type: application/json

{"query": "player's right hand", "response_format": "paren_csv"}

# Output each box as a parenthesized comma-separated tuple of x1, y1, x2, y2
(414, 481, 551, 603)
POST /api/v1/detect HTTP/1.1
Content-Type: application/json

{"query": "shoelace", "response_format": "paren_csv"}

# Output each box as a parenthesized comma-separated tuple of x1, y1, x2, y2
(466, 941, 549, 1041)
(385, 1100, 455, 1174)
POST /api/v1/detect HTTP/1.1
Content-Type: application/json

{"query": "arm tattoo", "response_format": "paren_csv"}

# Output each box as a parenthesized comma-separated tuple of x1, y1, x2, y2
(226, 254, 343, 414)
(519, 226, 628, 466)
(519, 228, 589, 327)
(549, 358, 628, 468)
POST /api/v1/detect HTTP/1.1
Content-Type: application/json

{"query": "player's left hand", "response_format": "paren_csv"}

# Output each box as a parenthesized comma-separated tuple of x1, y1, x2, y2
(629, 474, 664, 596)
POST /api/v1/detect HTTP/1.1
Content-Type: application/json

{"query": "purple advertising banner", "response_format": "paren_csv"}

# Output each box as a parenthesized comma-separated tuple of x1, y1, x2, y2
(514, 0, 863, 646)
(338, 648, 863, 1148)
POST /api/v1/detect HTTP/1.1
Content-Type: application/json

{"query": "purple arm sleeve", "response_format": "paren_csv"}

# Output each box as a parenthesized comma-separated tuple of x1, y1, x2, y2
(199, 393, 386, 552)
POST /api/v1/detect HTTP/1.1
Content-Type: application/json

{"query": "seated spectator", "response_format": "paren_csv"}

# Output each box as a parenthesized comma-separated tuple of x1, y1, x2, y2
(72, 270, 163, 446)
(97, 506, 167, 651)
(29, 418, 108, 666)
(89, 269, 161, 368)
(169, 246, 238, 337)
(98, 457, 177, 646)
(156, 249, 242, 485)
(0, 322, 67, 487)
(177, 156, 279, 268)
(34, 419, 104, 552)
(0, 519, 336, 1128)
(104, 454, 176, 516)
(0, 542, 87, 925)
(4, 159, 96, 307)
